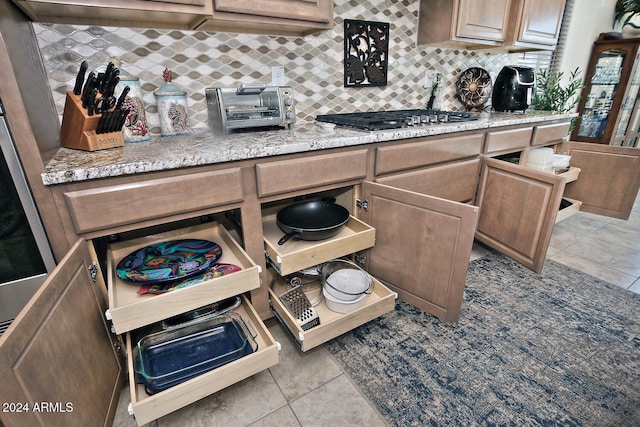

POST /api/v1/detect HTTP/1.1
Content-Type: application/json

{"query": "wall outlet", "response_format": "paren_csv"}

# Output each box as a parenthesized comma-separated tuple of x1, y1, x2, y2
(424, 70, 438, 88)
(272, 66, 285, 86)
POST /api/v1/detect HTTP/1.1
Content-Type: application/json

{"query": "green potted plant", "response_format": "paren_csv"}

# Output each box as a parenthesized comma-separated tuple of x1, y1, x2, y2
(614, 0, 640, 34)
(531, 67, 583, 132)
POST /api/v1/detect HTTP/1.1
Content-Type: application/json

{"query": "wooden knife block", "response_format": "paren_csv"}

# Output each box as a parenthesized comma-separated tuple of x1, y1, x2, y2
(60, 92, 124, 151)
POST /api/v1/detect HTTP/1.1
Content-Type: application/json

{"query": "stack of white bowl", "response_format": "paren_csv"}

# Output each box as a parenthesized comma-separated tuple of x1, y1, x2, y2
(525, 147, 554, 172)
(551, 153, 571, 170)
(321, 259, 372, 313)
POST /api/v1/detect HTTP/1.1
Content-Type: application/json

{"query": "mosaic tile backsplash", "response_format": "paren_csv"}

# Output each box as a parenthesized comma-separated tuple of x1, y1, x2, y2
(35, 0, 517, 135)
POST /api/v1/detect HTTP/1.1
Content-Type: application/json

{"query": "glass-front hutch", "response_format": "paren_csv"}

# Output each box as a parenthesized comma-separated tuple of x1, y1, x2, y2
(572, 33, 640, 147)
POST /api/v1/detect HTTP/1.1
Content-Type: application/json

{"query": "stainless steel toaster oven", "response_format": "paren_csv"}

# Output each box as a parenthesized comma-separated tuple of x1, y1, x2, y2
(206, 84, 296, 134)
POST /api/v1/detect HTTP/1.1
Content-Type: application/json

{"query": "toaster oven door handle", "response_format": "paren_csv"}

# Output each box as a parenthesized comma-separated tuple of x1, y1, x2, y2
(237, 83, 266, 94)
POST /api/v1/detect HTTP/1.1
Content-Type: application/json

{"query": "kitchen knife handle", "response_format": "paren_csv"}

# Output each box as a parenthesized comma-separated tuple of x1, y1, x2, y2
(81, 72, 96, 108)
(115, 86, 130, 110)
(73, 60, 88, 96)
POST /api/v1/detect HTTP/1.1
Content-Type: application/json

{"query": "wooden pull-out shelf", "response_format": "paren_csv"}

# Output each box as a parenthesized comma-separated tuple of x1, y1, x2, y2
(556, 197, 582, 223)
(263, 214, 376, 276)
(558, 166, 581, 183)
(107, 222, 259, 334)
(126, 296, 279, 426)
(269, 273, 396, 352)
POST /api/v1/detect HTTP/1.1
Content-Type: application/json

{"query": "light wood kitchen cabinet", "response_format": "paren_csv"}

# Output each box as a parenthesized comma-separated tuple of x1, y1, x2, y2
(10, 0, 212, 30)
(505, 0, 566, 50)
(418, 0, 511, 48)
(562, 141, 640, 219)
(475, 157, 565, 272)
(0, 240, 123, 427)
(10, 0, 333, 35)
(213, 0, 331, 24)
(1, 216, 280, 426)
(199, 0, 333, 38)
(417, 0, 565, 50)
(359, 181, 478, 323)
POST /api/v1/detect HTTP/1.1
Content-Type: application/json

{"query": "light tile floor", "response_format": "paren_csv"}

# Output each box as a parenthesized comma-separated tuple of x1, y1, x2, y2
(114, 198, 640, 427)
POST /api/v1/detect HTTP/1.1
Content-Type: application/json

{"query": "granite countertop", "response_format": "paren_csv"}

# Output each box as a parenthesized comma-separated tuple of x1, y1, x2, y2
(41, 111, 575, 186)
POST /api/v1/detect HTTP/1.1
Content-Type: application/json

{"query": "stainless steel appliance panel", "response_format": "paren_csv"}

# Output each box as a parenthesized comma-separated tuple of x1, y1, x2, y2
(0, 100, 56, 333)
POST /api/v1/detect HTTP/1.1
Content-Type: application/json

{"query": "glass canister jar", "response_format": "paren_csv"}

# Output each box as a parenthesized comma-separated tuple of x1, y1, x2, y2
(154, 68, 191, 136)
(112, 59, 150, 143)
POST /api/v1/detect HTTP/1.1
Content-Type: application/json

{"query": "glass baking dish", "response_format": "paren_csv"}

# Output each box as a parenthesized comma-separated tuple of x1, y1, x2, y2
(134, 312, 257, 394)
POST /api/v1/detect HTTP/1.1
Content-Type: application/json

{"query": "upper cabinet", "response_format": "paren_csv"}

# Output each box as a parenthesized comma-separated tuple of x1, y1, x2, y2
(10, 0, 333, 36)
(418, 0, 511, 49)
(198, 0, 333, 36)
(417, 0, 566, 51)
(11, 0, 213, 30)
(506, 0, 566, 50)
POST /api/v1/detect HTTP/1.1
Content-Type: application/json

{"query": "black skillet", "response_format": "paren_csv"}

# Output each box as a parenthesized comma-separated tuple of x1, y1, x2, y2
(276, 200, 350, 245)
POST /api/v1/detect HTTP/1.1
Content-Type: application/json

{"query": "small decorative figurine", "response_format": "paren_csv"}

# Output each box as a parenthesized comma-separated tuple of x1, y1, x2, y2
(154, 68, 191, 136)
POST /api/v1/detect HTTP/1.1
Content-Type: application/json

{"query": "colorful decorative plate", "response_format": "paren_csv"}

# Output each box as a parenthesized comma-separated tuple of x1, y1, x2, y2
(137, 263, 242, 295)
(116, 239, 222, 284)
(456, 67, 493, 108)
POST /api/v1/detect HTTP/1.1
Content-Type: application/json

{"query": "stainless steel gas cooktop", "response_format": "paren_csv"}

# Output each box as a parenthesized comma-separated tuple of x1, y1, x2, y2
(315, 109, 477, 131)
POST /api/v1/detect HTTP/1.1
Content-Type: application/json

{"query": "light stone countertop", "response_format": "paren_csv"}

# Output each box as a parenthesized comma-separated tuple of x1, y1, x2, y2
(41, 111, 575, 186)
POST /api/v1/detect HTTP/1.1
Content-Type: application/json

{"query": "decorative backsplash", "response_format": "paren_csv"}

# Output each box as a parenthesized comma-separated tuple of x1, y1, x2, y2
(35, 0, 516, 135)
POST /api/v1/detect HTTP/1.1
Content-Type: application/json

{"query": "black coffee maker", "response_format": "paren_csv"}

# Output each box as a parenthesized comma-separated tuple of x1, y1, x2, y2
(491, 66, 535, 112)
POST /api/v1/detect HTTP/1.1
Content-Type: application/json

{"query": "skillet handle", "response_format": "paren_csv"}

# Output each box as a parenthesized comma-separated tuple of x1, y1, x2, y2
(278, 231, 301, 245)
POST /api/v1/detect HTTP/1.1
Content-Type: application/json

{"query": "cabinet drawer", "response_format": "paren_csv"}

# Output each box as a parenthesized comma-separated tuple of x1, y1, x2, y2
(263, 214, 375, 276)
(64, 168, 244, 234)
(269, 273, 395, 352)
(531, 122, 570, 146)
(375, 159, 480, 203)
(125, 296, 279, 426)
(558, 166, 580, 184)
(556, 197, 582, 223)
(107, 222, 259, 334)
(484, 127, 533, 153)
(375, 133, 483, 175)
(256, 149, 368, 197)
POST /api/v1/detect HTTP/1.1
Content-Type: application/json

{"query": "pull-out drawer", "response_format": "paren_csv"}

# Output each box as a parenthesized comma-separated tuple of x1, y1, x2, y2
(262, 213, 375, 276)
(256, 149, 368, 197)
(556, 197, 582, 223)
(484, 127, 533, 153)
(125, 295, 279, 426)
(375, 133, 483, 175)
(375, 158, 481, 203)
(269, 273, 395, 352)
(64, 168, 244, 234)
(531, 122, 571, 146)
(106, 222, 259, 334)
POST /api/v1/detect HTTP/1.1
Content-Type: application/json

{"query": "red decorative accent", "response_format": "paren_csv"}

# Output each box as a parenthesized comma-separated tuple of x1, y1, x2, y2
(162, 68, 172, 83)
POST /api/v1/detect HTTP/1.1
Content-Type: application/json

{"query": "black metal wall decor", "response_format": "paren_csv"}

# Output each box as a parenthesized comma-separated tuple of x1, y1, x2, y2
(344, 19, 389, 87)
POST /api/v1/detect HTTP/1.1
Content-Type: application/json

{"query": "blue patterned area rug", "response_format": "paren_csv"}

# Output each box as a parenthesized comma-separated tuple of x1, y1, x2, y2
(325, 253, 640, 426)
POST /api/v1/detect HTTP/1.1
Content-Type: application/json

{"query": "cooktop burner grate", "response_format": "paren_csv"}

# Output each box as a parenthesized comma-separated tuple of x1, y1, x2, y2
(316, 109, 477, 131)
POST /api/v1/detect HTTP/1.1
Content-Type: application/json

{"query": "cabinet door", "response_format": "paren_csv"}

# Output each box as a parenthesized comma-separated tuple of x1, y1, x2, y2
(214, 0, 332, 24)
(0, 240, 122, 427)
(12, 0, 212, 29)
(360, 181, 479, 324)
(475, 158, 565, 274)
(456, 0, 510, 42)
(563, 142, 640, 220)
(515, 0, 565, 46)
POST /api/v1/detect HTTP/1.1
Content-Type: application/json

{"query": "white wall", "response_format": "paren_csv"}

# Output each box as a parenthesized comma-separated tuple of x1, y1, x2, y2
(556, 0, 617, 94)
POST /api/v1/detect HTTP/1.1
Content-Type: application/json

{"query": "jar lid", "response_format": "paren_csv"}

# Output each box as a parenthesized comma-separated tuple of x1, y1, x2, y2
(154, 68, 185, 96)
